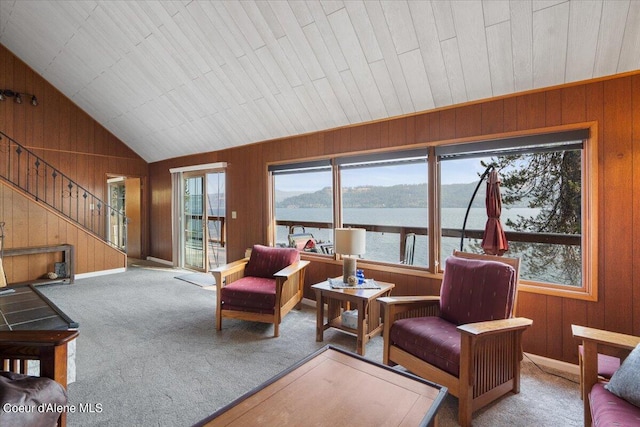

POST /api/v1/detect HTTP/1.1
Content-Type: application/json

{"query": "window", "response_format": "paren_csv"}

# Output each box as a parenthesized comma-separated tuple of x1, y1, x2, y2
(337, 151, 428, 266)
(270, 161, 333, 253)
(268, 126, 597, 300)
(437, 128, 597, 299)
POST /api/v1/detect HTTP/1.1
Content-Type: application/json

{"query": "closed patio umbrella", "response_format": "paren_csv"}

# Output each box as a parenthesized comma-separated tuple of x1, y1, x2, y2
(481, 170, 509, 255)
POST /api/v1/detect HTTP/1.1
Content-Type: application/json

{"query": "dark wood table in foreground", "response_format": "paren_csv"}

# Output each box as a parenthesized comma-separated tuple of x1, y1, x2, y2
(195, 345, 447, 427)
(0, 284, 78, 330)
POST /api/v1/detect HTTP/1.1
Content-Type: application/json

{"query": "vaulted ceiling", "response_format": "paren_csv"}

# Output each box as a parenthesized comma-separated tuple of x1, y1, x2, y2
(1, 1, 639, 163)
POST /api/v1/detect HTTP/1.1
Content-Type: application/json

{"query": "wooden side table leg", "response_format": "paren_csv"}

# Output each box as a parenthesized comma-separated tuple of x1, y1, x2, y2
(356, 300, 366, 356)
(315, 290, 324, 342)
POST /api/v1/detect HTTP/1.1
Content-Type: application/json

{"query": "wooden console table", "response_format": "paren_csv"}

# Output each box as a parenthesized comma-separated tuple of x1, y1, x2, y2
(4, 244, 75, 284)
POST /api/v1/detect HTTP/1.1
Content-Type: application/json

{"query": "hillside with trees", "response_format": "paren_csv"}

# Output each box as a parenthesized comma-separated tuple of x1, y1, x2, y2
(276, 182, 491, 209)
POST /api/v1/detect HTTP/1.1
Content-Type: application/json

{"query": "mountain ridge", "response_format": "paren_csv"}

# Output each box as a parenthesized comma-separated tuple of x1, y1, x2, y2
(276, 182, 514, 209)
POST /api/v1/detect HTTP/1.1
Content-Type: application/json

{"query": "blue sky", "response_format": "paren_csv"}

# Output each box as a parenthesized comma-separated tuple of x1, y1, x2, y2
(276, 158, 490, 192)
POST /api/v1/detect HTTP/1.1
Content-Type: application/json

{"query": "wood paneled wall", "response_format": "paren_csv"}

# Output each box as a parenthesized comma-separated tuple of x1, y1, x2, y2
(0, 44, 149, 277)
(0, 182, 126, 282)
(150, 72, 640, 364)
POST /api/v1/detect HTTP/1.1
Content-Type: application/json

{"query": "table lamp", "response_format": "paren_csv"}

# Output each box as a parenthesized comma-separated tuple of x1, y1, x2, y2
(334, 228, 366, 285)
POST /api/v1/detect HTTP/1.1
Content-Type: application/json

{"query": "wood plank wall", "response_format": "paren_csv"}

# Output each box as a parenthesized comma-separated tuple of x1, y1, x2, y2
(0, 45, 149, 277)
(0, 182, 126, 282)
(150, 72, 640, 364)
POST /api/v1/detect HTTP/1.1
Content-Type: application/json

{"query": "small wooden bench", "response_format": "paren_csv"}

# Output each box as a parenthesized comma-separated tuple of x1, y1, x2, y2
(3, 244, 75, 285)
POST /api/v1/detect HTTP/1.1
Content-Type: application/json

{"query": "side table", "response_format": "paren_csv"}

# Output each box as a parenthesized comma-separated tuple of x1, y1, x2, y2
(312, 279, 394, 356)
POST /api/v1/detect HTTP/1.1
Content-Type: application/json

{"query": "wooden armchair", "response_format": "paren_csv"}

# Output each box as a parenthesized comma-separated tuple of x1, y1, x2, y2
(212, 244, 309, 337)
(379, 251, 532, 427)
(0, 329, 79, 427)
(572, 325, 640, 426)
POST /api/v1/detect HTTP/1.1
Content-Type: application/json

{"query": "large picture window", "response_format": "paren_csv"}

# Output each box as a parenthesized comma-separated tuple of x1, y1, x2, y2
(269, 126, 597, 300)
(438, 130, 588, 290)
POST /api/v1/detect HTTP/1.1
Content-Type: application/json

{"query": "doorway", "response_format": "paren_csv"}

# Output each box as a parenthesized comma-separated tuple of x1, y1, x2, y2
(107, 176, 142, 258)
(182, 170, 226, 271)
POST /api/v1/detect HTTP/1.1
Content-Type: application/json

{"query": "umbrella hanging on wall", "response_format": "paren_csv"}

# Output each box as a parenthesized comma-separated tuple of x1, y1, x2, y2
(459, 165, 509, 255)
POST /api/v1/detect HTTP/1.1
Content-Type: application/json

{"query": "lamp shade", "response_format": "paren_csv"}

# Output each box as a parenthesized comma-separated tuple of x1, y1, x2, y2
(334, 228, 366, 255)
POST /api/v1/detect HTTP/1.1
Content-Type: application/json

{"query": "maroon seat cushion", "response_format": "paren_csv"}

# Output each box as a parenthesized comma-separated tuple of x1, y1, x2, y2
(439, 255, 516, 325)
(220, 276, 276, 314)
(590, 382, 640, 426)
(0, 371, 67, 427)
(390, 316, 461, 377)
(244, 245, 300, 278)
(579, 345, 621, 379)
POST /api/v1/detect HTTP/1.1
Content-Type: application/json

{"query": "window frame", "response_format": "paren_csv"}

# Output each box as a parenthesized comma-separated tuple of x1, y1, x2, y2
(268, 160, 334, 254)
(337, 149, 429, 267)
(267, 122, 598, 301)
(435, 124, 598, 301)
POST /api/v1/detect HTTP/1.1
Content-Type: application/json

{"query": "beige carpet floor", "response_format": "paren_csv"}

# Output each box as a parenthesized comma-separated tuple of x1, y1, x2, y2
(39, 261, 582, 426)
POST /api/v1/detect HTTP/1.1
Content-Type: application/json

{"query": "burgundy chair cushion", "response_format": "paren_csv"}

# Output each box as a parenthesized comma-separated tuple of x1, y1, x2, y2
(579, 344, 621, 379)
(390, 316, 461, 377)
(439, 255, 516, 325)
(244, 245, 300, 279)
(590, 382, 640, 426)
(0, 371, 67, 427)
(220, 276, 276, 314)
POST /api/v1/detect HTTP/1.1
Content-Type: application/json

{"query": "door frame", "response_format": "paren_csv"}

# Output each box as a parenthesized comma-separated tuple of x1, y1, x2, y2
(106, 173, 146, 259)
(170, 162, 227, 270)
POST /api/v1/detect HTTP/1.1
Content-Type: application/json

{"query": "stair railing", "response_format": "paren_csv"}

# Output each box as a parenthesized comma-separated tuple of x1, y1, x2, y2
(0, 131, 126, 250)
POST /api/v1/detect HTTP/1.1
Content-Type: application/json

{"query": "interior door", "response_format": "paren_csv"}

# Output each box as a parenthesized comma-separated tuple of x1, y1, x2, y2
(184, 174, 206, 270)
(125, 177, 142, 259)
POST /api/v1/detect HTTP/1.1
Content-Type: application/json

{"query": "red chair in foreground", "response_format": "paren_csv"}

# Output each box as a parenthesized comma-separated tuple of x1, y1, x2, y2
(379, 251, 532, 427)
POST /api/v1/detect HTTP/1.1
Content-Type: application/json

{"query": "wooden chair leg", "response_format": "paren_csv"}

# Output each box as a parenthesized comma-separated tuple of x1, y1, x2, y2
(216, 308, 222, 331)
(579, 351, 585, 400)
(458, 397, 473, 427)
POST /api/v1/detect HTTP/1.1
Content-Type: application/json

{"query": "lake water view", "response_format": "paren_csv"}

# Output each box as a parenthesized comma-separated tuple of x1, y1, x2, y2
(276, 207, 540, 267)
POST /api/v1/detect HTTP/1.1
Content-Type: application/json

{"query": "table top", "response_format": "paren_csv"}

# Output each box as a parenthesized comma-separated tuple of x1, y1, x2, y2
(196, 345, 447, 427)
(312, 279, 395, 299)
(0, 284, 78, 331)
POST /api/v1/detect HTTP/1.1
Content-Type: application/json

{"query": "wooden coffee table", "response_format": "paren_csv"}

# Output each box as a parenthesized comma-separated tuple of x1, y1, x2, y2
(195, 345, 447, 427)
(312, 279, 394, 355)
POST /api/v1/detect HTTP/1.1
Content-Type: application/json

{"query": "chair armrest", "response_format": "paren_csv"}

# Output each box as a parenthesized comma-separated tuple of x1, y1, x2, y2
(457, 317, 533, 337)
(211, 257, 249, 276)
(378, 295, 440, 306)
(274, 260, 310, 280)
(572, 324, 640, 426)
(571, 325, 640, 351)
(211, 257, 249, 288)
(378, 296, 441, 330)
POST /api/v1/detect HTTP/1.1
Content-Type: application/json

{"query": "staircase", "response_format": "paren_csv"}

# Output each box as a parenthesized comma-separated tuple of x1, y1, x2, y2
(0, 130, 126, 249)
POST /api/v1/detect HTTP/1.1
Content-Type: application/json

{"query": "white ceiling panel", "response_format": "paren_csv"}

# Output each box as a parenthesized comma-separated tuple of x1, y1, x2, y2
(565, 0, 602, 82)
(486, 20, 515, 96)
(0, 0, 638, 162)
(618, 1, 640, 73)
(441, 37, 467, 104)
(510, 1, 534, 92)
(452, 0, 493, 100)
(365, 0, 414, 114)
(533, 2, 570, 89)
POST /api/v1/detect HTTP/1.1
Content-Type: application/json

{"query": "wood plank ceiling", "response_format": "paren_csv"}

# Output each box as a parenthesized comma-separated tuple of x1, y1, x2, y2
(1, 0, 639, 163)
